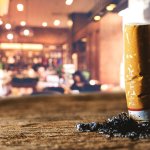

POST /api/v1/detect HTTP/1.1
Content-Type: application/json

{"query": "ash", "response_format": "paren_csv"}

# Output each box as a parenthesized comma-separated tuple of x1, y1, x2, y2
(76, 112, 150, 140)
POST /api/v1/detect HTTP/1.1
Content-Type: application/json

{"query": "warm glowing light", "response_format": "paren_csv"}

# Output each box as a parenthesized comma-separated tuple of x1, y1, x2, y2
(62, 44, 68, 50)
(42, 22, 48, 27)
(22, 44, 43, 50)
(106, 4, 116, 11)
(94, 15, 101, 21)
(101, 84, 109, 91)
(17, 3, 24, 11)
(0, 43, 21, 49)
(8, 57, 15, 64)
(63, 64, 75, 74)
(49, 45, 56, 50)
(6, 33, 14, 40)
(0, 19, 3, 25)
(33, 58, 39, 64)
(65, 0, 73, 5)
(53, 19, 60, 26)
(81, 38, 87, 42)
(5, 23, 11, 30)
(20, 21, 26, 26)
(67, 19, 73, 27)
(72, 53, 77, 59)
(0, 43, 43, 50)
(28, 51, 33, 57)
(89, 80, 98, 85)
(23, 29, 30, 36)
(20, 28, 34, 37)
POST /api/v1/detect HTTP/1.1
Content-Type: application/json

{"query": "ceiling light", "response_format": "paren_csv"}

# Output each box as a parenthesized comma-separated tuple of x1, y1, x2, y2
(0, 19, 3, 25)
(20, 21, 26, 26)
(42, 22, 48, 27)
(20, 28, 34, 37)
(106, 4, 116, 11)
(94, 15, 101, 21)
(17, 3, 24, 11)
(5, 23, 11, 30)
(23, 29, 30, 36)
(53, 19, 60, 26)
(7, 33, 14, 40)
(65, 0, 73, 5)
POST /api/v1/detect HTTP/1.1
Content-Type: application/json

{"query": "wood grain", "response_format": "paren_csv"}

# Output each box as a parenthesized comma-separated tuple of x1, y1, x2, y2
(0, 92, 149, 149)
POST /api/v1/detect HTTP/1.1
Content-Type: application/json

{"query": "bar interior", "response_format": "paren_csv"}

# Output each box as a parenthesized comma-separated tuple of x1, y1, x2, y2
(0, 0, 127, 96)
(1, 0, 149, 149)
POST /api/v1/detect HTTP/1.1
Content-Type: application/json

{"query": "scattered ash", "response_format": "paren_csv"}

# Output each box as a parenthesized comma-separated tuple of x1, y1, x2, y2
(76, 112, 150, 140)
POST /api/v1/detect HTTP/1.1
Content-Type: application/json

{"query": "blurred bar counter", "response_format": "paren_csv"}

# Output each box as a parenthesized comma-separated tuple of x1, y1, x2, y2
(0, 92, 149, 149)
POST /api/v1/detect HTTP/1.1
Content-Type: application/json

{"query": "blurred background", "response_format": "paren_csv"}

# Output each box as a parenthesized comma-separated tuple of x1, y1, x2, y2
(0, 0, 128, 97)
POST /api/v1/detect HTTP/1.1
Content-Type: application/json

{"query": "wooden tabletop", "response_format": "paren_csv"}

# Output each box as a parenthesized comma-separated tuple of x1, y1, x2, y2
(0, 92, 149, 150)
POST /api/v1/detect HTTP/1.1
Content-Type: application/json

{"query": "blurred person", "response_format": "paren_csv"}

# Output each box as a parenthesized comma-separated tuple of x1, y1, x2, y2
(70, 71, 89, 92)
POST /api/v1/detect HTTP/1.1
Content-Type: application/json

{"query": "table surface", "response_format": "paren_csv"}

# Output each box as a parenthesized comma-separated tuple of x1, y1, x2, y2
(0, 92, 150, 150)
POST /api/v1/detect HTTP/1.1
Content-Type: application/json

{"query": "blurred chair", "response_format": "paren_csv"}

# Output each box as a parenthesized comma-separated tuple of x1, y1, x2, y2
(11, 77, 38, 88)
(82, 84, 101, 93)
(43, 87, 64, 94)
